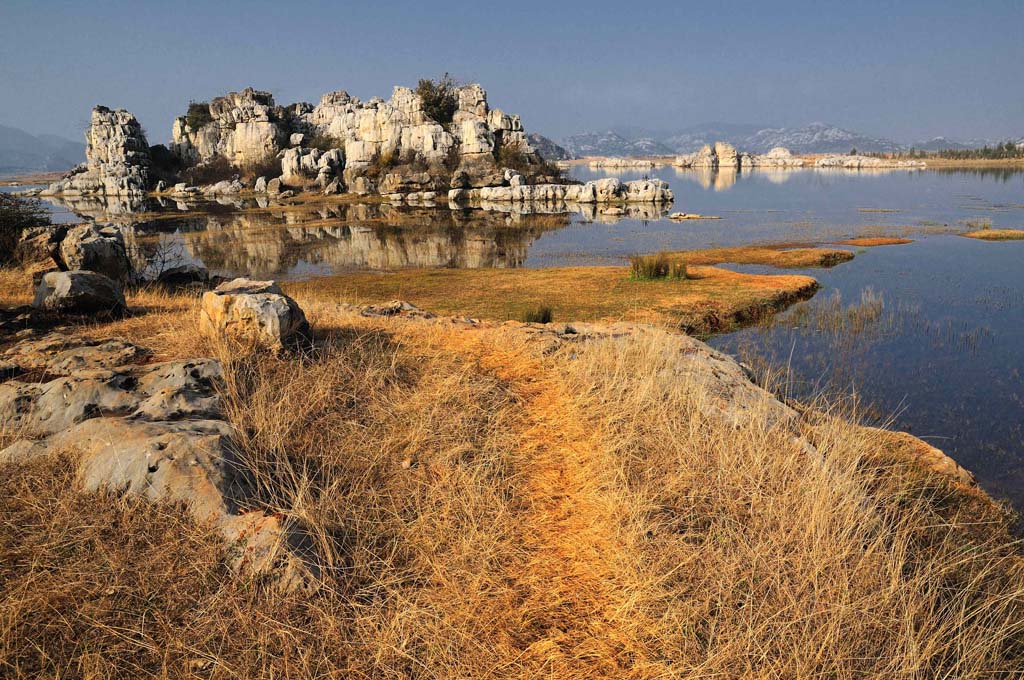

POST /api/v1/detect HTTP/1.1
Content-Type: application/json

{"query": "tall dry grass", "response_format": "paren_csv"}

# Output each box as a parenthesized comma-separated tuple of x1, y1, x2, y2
(1, 300, 1023, 677)
(556, 330, 1024, 677)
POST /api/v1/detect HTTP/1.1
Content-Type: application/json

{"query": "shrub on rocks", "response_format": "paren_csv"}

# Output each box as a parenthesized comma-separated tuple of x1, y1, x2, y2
(0, 194, 50, 265)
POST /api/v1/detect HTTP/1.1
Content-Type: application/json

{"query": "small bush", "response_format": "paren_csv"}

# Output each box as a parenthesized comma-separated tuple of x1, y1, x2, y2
(306, 132, 344, 152)
(416, 73, 459, 127)
(148, 143, 184, 185)
(240, 154, 283, 182)
(0, 193, 50, 265)
(629, 252, 688, 281)
(520, 306, 553, 324)
(185, 101, 213, 129)
(182, 156, 236, 186)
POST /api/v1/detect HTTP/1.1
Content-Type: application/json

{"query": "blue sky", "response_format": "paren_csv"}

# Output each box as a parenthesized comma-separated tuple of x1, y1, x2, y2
(1, 0, 1021, 144)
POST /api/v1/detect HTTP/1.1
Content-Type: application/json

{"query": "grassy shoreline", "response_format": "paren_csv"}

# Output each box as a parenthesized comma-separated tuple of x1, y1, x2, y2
(2, 278, 1023, 676)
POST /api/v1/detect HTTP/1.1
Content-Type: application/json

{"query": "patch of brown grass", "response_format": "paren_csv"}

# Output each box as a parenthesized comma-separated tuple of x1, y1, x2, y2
(833, 237, 914, 247)
(285, 265, 819, 336)
(666, 244, 855, 268)
(962, 229, 1024, 241)
(0, 267, 35, 308)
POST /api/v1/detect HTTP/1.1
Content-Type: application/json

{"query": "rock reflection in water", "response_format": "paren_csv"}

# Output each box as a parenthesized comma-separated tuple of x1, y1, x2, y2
(44, 193, 674, 278)
(45, 196, 574, 279)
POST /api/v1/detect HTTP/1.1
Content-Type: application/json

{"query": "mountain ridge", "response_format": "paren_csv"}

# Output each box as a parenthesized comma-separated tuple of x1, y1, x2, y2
(559, 123, 1017, 157)
(0, 124, 86, 176)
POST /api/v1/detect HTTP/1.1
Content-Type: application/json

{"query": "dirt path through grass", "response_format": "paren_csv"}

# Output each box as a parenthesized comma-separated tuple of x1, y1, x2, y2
(433, 325, 651, 678)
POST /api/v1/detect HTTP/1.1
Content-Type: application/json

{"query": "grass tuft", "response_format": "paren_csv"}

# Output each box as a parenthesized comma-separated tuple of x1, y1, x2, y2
(629, 252, 688, 281)
(521, 305, 554, 324)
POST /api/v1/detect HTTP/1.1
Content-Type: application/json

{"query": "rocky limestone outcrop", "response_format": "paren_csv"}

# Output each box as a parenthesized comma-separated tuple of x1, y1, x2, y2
(170, 83, 542, 196)
(171, 88, 288, 167)
(33, 270, 127, 317)
(745, 147, 805, 168)
(674, 141, 739, 169)
(43, 107, 152, 196)
(449, 178, 673, 205)
(0, 333, 309, 589)
(200, 278, 310, 348)
(815, 155, 926, 169)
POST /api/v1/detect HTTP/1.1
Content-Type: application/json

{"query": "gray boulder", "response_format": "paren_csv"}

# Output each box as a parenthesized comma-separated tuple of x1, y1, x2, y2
(54, 223, 133, 282)
(33, 270, 127, 316)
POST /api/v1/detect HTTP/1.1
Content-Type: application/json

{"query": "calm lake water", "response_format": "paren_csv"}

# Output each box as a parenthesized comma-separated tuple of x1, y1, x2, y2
(34, 166, 1024, 512)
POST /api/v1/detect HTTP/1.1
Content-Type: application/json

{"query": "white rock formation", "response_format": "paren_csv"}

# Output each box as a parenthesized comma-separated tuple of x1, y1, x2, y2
(172, 88, 288, 167)
(745, 147, 805, 167)
(43, 107, 152, 196)
(815, 155, 926, 169)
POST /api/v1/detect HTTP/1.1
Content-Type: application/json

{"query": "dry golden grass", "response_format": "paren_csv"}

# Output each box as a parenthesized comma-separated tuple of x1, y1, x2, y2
(962, 229, 1024, 241)
(665, 244, 855, 268)
(285, 265, 818, 336)
(3, 273, 1024, 677)
(0, 266, 34, 308)
(833, 237, 914, 247)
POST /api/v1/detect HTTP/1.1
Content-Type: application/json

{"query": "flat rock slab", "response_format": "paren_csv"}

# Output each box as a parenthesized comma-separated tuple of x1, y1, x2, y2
(1, 333, 146, 375)
(0, 358, 223, 437)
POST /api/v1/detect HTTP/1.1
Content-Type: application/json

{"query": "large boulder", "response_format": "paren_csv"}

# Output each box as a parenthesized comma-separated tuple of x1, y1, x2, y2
(0, 340, 308, 588)
(53, 223, 133, 283)
(200, 278, 309, 348)
(32, 270, 127, 316)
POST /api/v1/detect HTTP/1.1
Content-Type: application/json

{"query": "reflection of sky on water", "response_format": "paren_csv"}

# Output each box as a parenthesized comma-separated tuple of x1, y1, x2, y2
(711, 235, 1024, 512)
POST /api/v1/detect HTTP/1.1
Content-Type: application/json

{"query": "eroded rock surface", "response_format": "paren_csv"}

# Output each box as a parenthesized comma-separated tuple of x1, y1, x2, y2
(43, 107, 152, 197)
(0, 333, 308, 589)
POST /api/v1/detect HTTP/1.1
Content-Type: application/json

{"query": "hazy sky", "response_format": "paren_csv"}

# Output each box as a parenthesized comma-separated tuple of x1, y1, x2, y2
(2, 0, 1022, 144)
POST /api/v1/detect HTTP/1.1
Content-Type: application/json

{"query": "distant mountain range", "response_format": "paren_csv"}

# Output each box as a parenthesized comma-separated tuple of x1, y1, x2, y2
(0, 125, 85, 176)
(526, 133, 574, 161)
(559, 123, 1021, 157)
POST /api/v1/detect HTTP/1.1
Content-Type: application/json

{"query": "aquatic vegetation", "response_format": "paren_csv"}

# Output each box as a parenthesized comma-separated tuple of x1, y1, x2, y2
(960, 217, 993, 230)
(629, 252, 688, 280)
(665, 245, 854, 269)
(833, 237, 913, 247)
(962, 228, 1024, 241)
